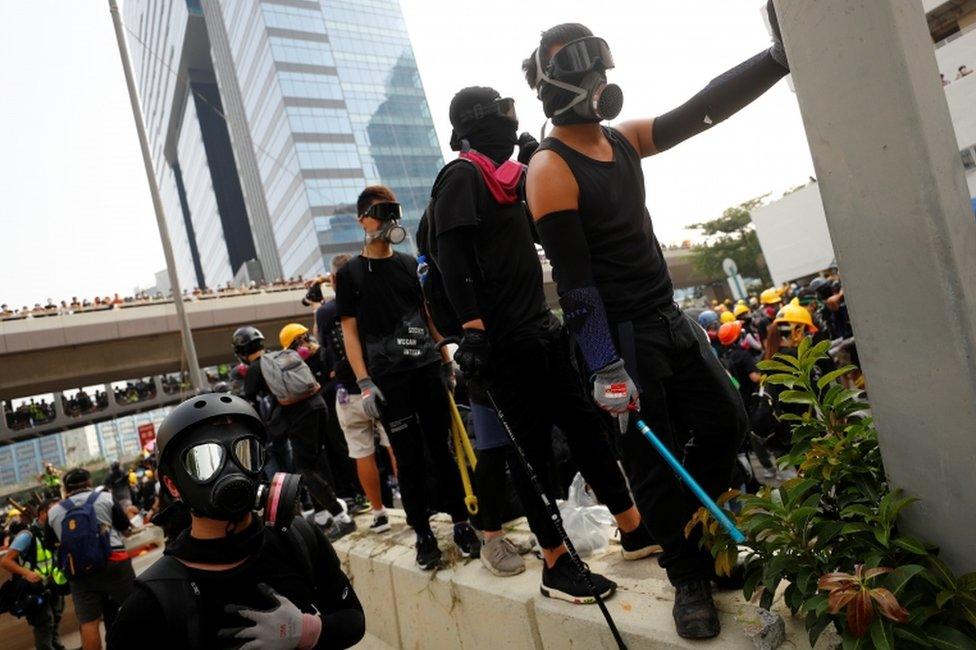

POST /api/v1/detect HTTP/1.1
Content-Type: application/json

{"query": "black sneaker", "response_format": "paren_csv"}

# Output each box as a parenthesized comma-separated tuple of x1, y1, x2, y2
(325, 516, 356, 542)
(453, 522, 481, 559)
(673, 579, 720, 639)
(540, 553, 616, 604)
(369, 513, 391, 534)
(416, 530, 442, 570)
(618, 523, 662, 560)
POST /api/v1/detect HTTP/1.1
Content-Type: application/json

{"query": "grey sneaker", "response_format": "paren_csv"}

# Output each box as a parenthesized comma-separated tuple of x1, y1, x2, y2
(326, 516, 356, 542)
(480, 537, 526, 577)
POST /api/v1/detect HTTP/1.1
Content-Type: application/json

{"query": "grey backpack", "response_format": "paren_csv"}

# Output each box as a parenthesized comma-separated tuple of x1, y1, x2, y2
(259, 350, 320, 405)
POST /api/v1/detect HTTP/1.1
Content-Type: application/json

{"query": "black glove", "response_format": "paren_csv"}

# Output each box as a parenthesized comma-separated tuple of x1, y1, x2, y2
(517, 132, 539, 165)
(767, 0, 788, 70)
(454, 329, 491, 381)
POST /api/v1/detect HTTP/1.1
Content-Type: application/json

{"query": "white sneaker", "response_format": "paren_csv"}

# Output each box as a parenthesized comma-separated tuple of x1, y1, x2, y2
(314, 510, 333, 526)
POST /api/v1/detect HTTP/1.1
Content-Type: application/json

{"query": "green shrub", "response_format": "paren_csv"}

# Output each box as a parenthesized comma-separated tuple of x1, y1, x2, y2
(689, 338, 976, 649)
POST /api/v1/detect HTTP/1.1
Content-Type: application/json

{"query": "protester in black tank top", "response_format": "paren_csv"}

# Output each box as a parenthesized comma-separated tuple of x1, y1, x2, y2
(521, 14, 790, 640)
(427, 86, 659, 601)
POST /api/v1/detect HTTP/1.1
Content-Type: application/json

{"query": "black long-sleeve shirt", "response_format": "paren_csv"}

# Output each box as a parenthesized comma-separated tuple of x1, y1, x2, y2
(107, 520, 365, 649)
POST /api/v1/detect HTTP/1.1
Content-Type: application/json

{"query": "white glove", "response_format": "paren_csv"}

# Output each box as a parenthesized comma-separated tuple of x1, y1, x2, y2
(220, 583, 322, 650)
(592, 359, 640, 433)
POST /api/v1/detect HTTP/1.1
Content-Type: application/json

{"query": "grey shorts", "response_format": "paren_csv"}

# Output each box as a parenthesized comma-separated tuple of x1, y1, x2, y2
(336, 393, 390, 459)
(68, 557, 135, 623)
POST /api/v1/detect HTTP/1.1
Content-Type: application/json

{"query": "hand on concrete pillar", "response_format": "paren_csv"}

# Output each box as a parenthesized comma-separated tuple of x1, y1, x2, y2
(767, 0, 789, 70)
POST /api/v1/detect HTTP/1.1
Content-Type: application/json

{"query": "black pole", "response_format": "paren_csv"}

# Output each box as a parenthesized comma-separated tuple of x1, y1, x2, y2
(485, 389, 627, 650)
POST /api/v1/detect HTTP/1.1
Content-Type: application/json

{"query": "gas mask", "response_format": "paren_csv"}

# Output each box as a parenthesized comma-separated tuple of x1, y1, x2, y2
(534, 37, 623, 125)
(362, 201, 406, 245)
(168, 419, 300, 527)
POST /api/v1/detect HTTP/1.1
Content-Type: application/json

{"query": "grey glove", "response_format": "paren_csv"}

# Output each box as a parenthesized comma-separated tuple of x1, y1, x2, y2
(357, 377, 386, 420)
(439, 360, 457, 393)
(220, 583, 321, 650)
(767, 0, 789, 70)
(592, 359, 640, 433)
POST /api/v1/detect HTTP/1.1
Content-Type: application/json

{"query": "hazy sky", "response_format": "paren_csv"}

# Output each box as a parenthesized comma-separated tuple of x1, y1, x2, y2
(0, 0, 814, 310)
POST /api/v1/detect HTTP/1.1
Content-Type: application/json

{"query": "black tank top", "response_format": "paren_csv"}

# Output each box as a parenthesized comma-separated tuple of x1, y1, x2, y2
(538, 127, 674, 322)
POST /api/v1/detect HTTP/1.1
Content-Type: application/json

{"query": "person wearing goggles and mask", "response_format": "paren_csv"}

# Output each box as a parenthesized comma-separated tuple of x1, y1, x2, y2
(335, 185, 480, 570)
(419, 86, 657, 595)
(108, 393, 365, 650)
(521, 5, 790, 640)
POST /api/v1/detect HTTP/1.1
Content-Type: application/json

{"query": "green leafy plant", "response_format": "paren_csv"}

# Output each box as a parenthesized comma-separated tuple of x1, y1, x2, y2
(687, 338, 976, 648)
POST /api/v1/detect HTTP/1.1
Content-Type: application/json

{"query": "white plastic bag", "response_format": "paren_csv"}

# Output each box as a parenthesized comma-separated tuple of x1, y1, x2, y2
(558, 472, 613, 556)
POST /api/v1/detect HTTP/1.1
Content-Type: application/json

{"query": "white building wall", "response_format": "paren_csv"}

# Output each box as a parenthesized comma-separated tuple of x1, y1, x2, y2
(751, 183, 836, 285)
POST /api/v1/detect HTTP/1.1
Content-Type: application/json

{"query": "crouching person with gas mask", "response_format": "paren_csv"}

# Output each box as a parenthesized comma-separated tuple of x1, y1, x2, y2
(107, 394, 365, 650)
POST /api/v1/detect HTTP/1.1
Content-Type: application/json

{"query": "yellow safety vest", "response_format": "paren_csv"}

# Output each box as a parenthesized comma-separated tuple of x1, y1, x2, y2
(29, 527, 67, 586)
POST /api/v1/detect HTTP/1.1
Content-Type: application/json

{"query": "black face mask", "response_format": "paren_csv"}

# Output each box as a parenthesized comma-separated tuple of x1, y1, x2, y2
(455, 116, 518, 164)
(168, 420, 300, 526)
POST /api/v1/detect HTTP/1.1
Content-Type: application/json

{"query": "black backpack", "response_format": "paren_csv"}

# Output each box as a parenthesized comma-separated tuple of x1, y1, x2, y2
(415, 159, 481, 340)
(136, 517, 320, 648)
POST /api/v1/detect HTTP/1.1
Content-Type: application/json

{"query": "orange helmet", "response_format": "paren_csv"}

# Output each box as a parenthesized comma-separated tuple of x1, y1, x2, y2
(718, 320, 744, 346)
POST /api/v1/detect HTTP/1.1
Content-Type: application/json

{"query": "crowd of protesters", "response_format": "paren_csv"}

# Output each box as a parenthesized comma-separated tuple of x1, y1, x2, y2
(0, 451, 161, 650)
(0, 277, 310, 321)
(0, 14, 876, 647)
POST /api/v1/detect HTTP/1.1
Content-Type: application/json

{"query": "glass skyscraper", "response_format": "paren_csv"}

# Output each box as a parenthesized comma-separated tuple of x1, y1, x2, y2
(125, 0, 443, 286)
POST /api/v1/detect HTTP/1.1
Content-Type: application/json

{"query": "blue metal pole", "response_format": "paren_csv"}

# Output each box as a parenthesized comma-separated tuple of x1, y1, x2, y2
(635, 419, 746, 544)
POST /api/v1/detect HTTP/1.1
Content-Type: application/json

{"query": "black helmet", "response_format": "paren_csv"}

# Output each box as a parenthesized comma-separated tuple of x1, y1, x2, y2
(156, 393, 264, 466)
(232, 326, 264, 357)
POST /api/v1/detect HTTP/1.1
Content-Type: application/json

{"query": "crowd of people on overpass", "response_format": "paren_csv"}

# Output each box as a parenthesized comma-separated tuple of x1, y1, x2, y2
(0, 277, 311, 322)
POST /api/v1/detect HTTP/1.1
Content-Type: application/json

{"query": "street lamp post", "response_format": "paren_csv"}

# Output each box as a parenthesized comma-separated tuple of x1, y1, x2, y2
(107, 0, 205, 392)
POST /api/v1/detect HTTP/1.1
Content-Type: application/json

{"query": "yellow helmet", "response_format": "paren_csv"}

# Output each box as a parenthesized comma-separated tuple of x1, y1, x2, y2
(279, 323, 309, 349)
(733, 303, 750, 317)
(7, 508, 21, 517)
(760, 288, 782, 305)
(720, 310, 735, 323)
(128, 471, 138, 486)
(774, 298, 818, 332)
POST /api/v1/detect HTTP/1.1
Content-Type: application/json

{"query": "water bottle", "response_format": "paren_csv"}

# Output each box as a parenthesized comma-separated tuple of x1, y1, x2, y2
(416, 254, 429, 286)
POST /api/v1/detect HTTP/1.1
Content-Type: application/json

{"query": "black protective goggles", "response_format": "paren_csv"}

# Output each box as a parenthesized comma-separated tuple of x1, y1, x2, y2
(182, 436, 265, 482)
(456, 97, 517, 125)
(548, 37, 615, 77)
(362, 201, 402, 222)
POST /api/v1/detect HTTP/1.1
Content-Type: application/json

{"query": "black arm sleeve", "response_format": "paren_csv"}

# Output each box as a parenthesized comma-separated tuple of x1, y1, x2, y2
(536, 211, 619, 372)
(652, 49, 788, 153)
(435, 227, 482, 324)
(312, 526, 365, 649)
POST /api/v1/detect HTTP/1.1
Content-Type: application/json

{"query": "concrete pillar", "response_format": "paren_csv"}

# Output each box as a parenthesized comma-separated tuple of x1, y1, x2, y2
(775, 1, 976, 572)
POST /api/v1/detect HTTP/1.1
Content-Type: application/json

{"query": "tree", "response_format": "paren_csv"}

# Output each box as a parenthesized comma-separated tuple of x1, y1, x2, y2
(687, 195, 772, 286)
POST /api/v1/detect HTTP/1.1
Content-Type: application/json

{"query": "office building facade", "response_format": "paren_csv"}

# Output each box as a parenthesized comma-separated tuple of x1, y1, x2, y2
(125, 0, 442, 288)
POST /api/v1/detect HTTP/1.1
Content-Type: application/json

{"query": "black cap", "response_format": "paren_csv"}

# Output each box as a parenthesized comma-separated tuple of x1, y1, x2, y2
(63, 467, 91, 490)
(450, 86, 502, 134)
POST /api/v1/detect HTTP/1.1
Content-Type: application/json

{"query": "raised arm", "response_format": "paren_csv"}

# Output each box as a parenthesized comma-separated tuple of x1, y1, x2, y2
(616, 0, 789, 158)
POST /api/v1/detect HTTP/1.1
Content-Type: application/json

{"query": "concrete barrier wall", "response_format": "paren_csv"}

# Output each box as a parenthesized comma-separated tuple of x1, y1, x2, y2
(333, 512, 818, 650)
